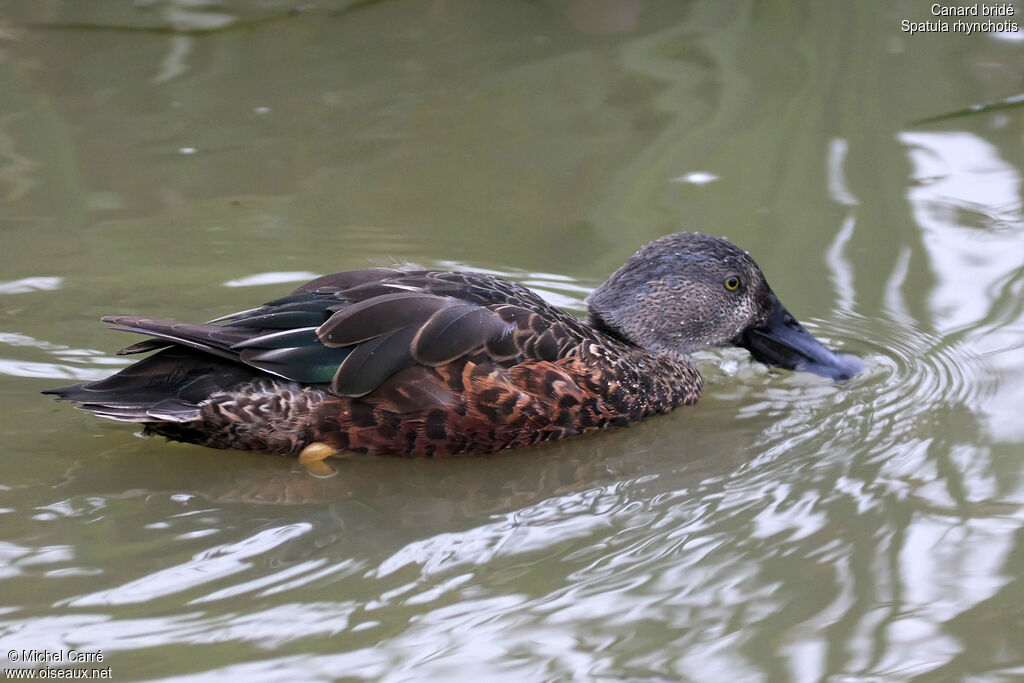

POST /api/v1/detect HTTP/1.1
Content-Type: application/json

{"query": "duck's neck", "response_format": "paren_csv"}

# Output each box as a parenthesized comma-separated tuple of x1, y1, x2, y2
(587, 310, 634, 346)
(576, 335, 704, 422)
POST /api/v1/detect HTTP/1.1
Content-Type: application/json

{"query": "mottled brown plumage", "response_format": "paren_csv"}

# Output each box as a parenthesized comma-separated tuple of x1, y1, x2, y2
(44, 233, 862, 457)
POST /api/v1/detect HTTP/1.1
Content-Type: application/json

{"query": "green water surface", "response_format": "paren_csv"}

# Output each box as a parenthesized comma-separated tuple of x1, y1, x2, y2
(2, 1, 1023, 680)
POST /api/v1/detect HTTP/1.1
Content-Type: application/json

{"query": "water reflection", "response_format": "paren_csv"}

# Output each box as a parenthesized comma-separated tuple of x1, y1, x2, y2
(900, 130, 1024, 442)
(0, 277, 63, 294)
(900, 131, 1023, 331)
(0, 332, 127, 381)
(66, 524, 316, 607)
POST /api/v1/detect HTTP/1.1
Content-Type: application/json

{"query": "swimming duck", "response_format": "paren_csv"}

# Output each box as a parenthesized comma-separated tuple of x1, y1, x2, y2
(44, 232, 863, 459)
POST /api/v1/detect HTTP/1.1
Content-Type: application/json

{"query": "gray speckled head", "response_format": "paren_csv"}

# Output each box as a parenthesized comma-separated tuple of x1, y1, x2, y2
(588, 232, 863, 380)
(588, 233, 772, 355)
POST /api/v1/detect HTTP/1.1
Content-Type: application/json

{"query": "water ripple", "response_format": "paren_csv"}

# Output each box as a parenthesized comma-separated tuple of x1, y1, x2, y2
(0, 332, 128, 381)
(848, 313, 990, 432)
(704, 309, 993, 467)
(63, 524, 314, 607)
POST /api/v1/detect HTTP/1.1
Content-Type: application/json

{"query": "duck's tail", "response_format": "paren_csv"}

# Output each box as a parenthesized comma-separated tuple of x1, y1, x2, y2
(43, 347, 260, 424)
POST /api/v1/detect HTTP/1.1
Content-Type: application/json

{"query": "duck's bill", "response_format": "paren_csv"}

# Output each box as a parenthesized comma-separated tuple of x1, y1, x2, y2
(736, 294, 864, 382)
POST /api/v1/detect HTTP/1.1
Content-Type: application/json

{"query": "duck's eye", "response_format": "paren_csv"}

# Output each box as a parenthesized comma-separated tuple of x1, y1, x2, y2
(724, 275, 741, 291)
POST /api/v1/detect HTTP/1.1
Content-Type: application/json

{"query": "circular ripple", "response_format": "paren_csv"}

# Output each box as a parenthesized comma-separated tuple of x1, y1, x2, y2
(835, 311, 990, 424)
(697, 309, 993, 463)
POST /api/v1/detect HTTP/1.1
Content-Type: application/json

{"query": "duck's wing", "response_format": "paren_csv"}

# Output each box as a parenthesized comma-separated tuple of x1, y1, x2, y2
(101, 269, 594, 399)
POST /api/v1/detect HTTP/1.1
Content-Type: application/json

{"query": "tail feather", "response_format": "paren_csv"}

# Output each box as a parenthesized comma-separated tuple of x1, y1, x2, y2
(43, 347, 259, 424)
(100, 316, 252, 361)
(73, 403, 192, 423)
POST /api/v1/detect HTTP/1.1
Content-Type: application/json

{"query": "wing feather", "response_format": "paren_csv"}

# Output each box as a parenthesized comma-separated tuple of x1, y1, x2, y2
(411, 304, 512, 366)
(332, 326, 419, 396)
(90, 269, 591, 403)
(317, 292, 450, 346)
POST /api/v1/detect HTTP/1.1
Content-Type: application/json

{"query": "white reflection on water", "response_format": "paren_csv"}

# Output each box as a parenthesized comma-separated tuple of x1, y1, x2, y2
(881, 244, 913, 322)
(192, 559, 331, 603)
(825, 137, 859, 316)
(222, 271, 322, 288)
(672, 171, 720, 185)
(900, 130, 1024, 441)
(900, 131, 1023, 333)
(0, 333, 129, 380)
(827, 138, 858, 208)
(153, 35, 193, 84)
(64, 524, 313, 607)
(0, 542, 75, 579)
(372, 485, 622, 580)
(0, 359, 115, 381)
(0, 276, 63, 294)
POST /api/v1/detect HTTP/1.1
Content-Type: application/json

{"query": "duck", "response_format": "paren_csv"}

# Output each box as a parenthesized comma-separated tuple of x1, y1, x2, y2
(44, 232, 863, 459)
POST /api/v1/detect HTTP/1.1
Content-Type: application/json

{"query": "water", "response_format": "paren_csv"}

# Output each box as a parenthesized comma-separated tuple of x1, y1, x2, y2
(2, 1, 1023, 680)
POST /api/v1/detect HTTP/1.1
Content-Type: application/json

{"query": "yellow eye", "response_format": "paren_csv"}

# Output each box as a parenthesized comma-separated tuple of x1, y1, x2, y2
(724, 275, 741, 291)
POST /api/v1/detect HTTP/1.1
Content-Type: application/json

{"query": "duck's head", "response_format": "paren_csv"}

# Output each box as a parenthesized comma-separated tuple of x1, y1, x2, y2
(587, 232, 863, 381)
